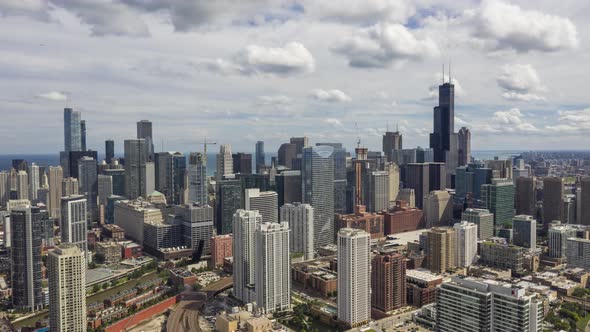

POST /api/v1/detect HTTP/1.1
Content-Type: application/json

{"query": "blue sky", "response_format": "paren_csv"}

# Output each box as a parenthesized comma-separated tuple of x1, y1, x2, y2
(0, 0, 588, 154)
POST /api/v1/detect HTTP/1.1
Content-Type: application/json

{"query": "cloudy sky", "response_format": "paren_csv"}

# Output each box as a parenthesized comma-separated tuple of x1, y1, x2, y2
(0, 0, 588, 154)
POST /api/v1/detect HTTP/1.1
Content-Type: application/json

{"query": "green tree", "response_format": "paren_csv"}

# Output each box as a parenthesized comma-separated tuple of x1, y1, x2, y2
(92, 284, 101, 293)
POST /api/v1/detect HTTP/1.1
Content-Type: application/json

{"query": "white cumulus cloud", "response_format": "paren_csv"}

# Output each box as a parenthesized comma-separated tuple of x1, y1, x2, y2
(301, 0, 415, 24)
(38, 91, 68, 101)
(311, 89, 352, 103)
(497, 64, 546, 101)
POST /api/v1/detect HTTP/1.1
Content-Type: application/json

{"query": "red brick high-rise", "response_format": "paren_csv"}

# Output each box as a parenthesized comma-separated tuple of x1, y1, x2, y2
(371, 250, 406, 313)
(211, 234, 232, 268)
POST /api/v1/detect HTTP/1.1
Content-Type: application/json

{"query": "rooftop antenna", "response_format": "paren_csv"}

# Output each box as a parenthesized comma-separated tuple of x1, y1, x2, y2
(386, 121, 390, 132)
(449, 58, 452, 84)
(355, 122, 361, 149)
(442, 63, 445, 84)
(396, 121, 399, 132)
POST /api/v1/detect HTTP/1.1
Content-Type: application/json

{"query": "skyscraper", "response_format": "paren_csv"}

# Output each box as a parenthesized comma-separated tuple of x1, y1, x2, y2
(453, 221, 477, 268)
(368, 171, 389, 212)
(16, 170, 29, 200)
(124, 139, 148, 199)
(232, 153, 252, 174)
(567, 238, 590, 270)
(512, 215, 537, 250)
(11, 205, 43, 312)
(316, 143, 347, 215)
(481, 178, 515, 232)
(255, 141, 265, 174)
(28, 163, 39, 202)
(338, 228, 371, 328)
(384, 162, 400, 202)
(277, 143, 297, 169)
(78, 156, 98, 217)
(255, 222, 291, 313)
(64, 108, 82, 153)
(105, 139, 115, 164)
(580, 177, 590, 225)
(371, 250, 406, 313)
(188, 152, 207, 206)
(97, 174, 113, 208)
(436, 277, 543, 332)
(48, 244, 86, 332)
(216, 179, 242, 235)
(382, 131, 402, 162)
(233, 210, 261, 303)
(302, 145, 334, 248)
(280, 203, 314, 261)
(457, 126, 471, 166)
(462, 208, 494, 240)
(48, 166, 63, 219)
(80, 119, 87, 152)
(0, 171, 9, 207)
(62, 177, 79, 197)
(137, 120, 154, 160)
(543, 177, 564, 227)
(548, 225, 577, 258)
(425, 227, 456, 273)
(516, 176, 536, 216)
(276, 170, 302, 206)
(216, 144, 233, 180)
(423, 190, 452, 228)
(405, 162, 446, 209)
(429, 78, 458, 176)
(245, 188, 278, 224)
(154, 151, 186, 204)
(60, 196, 88, 258)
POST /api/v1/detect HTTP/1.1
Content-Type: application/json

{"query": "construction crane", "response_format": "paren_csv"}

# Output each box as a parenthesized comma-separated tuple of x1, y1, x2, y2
(196, 138, 217, 160)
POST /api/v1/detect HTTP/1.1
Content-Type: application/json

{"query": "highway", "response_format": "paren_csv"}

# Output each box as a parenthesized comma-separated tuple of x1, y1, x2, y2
(166, 301, 203, 332)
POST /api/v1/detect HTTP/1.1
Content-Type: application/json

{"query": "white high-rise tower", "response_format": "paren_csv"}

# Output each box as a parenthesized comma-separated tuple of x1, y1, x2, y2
(232, 209, 261, 303)
(453, 221, 478, 267)
(280, 203, 314, 261)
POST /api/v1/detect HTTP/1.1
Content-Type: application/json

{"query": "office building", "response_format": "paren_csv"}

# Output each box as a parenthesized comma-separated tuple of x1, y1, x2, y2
(245, 188, 278, 224)
(280, 203, 314, 261)
(255, 141, 265, 174)
(278, 143, 297, 169)
(382, 131, 402, 162)
(11, 205, 43, 311)
(367, 171, 389, 212)
(457, 127, 471, 166)
(105, 139, 115, 164)
(462, 208, 494, 240)
(405, 163, 446, 209)
(16, 170, 28, 200)
(543, 177, 564, 226)
(62, 177, 79, 197)
(66, 150, 97, 179)
(255, 222, 291, 313)
(136, 120, 154, 160)
(384, 162, 400, 202)
(580, 177, 590, 225)
(479, 239, 525, 274)
(125, 139, 150, 199)
(232, 153, 252, 174)
(429, 79, 458, 177)
(154, 151, 186, 205)
(0, 171, 9, 207)
(453, 221, 477, 268)
(233, 210, 261, 303)
(336, 205, 384, 239)
(567, 238, 590, 270)
(423, 190, 452, 228)
(436, 277, 543, 332)
(64, 108, 82, 153)
(425, 227, 456, 273)
(516, 177, 536, 216)
(175, 204, 214, 254)
(316, 143, 347, 215)
(406, 269, 443, 308)
(380, 201, 424, 235)
(48, 244, 86, 332)
(80, 119, 86, 151)
(481, 178, 514, 232)
(114, 198, 163, 243)
(78, 156, 98, 217)
(398, 188, 415, 208)
(216, 179, 242, 235)
(60, 196, 88, 258)
(216, 144, 233, 180)
(28, 163, 39, 201)
(188, 152, 207, 206)
(48, 166, 63, 219)
(513, 215, 537, 250)
(276, 170, 302, 206)
(548, 225, 577, 259)
(337, 228, 371, 328)
(371, 250, 406, 313)
(302, 146, 334, 248)
(97, 174, 113, 208)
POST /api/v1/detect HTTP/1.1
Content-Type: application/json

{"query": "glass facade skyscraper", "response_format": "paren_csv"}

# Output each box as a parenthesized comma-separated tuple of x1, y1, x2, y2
(481, 178, 515, 232)
(64, 108, 82, 153)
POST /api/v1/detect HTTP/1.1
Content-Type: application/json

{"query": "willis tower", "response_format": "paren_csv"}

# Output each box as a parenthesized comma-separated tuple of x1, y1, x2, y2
(429, 67, 458, 184)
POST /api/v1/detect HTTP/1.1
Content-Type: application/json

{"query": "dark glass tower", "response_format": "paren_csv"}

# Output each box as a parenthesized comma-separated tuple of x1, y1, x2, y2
(80, 120, 87, 151)
(105, 139, 115, 164)
(255, 141, 265, 174)
(430, 82, 455, 163)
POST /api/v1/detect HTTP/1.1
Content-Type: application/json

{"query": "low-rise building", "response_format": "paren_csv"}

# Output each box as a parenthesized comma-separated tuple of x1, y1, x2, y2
(170, 268, 197, 287)
(406, 269, 442, 307)
(96, 242, 122, 264)
(379, 200, 425, 235)
(335, 205, 384, 239)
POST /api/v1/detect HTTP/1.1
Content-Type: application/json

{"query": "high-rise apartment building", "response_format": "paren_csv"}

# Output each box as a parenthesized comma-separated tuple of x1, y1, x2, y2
(188, 152, 207, 206)
(453, 221, 477, 268)
(62, 177, 79, 197)
(233, 210, 261, 303)
(11, 205, 43, 311)
(216, 144, 234, 180)
(462, 208, 494, 240)
(124, 139, 148, 199)
(425, 227, 456, 273)
(255, 141, 265, 174)
(255, 222, 291, 313)
(481, 178, 514, 232)
(16, 170, 29, 200)
(245, 188, 278, 224)
(512, 215, 537, 250)
(0, 171, 9, 207)
(371, 250, 406, 313)
(280, 203, 314, 261)
(337, 228, 371, 328)
(436, 277, 543, 332)
(60, 196, 88, 258)
(29, 163, 39, 201)
(211, 234, 232, 268)
(382, 131, 402, 162)
(48, 244, 86, 332)
(516, 176, 536, 216)
(48, 166, 63, 219)
(543, 177, 564, 226)
(302, 145, 334, 248)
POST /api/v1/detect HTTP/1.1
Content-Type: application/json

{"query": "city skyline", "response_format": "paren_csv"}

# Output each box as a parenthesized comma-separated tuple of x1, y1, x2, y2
(0, 1, 588, 153)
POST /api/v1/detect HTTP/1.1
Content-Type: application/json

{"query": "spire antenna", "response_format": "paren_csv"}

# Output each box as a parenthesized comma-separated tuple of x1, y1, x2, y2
(449, 58, 452, 84)
(442, 63, 445, 84)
